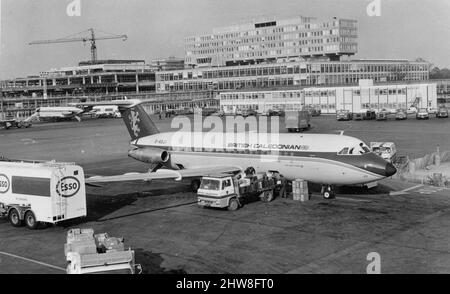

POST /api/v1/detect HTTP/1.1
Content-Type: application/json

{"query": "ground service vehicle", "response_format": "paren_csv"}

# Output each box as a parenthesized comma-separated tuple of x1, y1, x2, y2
(313, 107, 321, 116)
(370, 142, 397, 163)
(65, 228, 142, 274)
(416, 108, 430, 120)
(242, 109, 257, 117)
(211, 110, 225, 117)
(305, 106, 321, 117)
(285, 110, 311, 132)
(395, 109, 407, 120)
(0, 119, 32, 130)
(196, 108, 217, 116)
(436, 107, 448, 118)
(407, 97, 421, 114)
(175, 108, 194, 115)
(0, 159, 87, 229)
(267, 109, 283, 116)
(363, 110, 376, 120)
(427, 107, 437, 115)
(197, 169, 283, 211)
(376, 111, 388, 121)
(92, 106, 121, 118)
(353, 112, 364, 120)
(336, 110, 352, 121)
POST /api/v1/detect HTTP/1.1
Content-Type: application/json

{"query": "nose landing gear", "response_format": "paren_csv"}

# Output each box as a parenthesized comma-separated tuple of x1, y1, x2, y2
(321, 185, 335, 199)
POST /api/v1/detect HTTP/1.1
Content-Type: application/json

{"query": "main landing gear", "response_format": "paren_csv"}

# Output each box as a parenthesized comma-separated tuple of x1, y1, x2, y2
(321, 185, 335, 200)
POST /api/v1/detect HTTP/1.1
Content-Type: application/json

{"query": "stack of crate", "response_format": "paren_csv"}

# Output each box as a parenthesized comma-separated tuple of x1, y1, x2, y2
(64, 228, 97, 256)
(292, 179, 309, 202)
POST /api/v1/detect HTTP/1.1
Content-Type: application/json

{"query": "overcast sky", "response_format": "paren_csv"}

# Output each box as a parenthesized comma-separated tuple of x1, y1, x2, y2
(1, 0, 449, 79)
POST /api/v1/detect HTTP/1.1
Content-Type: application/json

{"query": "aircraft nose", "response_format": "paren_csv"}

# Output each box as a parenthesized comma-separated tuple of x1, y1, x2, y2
(385, 162, 397, 177)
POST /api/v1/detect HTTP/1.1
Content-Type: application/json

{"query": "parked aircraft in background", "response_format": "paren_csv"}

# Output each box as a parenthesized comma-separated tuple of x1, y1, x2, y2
(28, 107, 84, 122)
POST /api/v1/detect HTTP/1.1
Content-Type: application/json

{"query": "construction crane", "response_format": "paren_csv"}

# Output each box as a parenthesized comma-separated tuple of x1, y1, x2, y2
(29, 28, 127, 63)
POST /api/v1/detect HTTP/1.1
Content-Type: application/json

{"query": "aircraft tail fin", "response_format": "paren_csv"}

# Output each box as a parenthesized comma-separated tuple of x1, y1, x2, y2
(119, 102, 159, 140)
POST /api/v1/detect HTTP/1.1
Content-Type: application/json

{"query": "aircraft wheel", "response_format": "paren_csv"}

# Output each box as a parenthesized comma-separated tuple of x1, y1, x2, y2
(190, 179, 201, 192)
(9, 209, 23, 227)
(322, 190, 335, 200)
(24, 211, 38, 230)
(228, 198, 239, 211)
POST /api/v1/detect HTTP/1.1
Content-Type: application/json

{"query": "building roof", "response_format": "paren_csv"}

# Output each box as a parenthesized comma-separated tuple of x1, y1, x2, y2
(78, 60, 145, 66)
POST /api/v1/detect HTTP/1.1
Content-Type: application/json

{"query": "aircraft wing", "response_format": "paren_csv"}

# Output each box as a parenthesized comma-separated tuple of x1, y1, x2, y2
(70, 99, 141, 109)
(85, 166, 242, 184)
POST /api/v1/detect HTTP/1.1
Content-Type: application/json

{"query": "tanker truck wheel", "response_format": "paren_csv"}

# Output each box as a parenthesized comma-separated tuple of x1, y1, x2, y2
(9, 209, 23, 227)
(24, 211, 38, 230)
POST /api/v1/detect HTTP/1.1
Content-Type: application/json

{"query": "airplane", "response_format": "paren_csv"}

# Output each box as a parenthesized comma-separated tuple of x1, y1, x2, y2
(83, 99, 397, 199)
(27, 106, 85, 122)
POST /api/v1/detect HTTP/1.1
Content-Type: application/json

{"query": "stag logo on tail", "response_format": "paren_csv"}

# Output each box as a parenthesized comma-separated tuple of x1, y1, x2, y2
(128, 108, 141, 137)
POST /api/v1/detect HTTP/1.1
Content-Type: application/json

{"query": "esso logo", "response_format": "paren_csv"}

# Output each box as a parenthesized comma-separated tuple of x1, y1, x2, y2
(0, 174, 10, 194)
(56, 177, 80, 198)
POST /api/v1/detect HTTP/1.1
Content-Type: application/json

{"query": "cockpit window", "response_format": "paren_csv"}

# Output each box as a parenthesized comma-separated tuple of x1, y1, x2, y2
(338, 143, 371, 156)
(338, 147, 349, 155)
(359, 143, 371, 154)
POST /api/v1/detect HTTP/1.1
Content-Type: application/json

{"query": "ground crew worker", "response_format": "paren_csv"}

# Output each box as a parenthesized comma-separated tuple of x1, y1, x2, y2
(278, 177, 288, 198)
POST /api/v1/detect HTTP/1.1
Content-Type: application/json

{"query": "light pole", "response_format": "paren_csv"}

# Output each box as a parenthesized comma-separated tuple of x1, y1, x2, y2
(0, 85, 3, 121)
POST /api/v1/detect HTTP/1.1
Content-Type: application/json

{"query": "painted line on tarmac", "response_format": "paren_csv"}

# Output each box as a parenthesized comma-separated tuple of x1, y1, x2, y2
(402, 184, 424, 192)
(389, 184, 424, 196)
(337, 197, 370, 203)
(97, 201, 198, 222)
(0, 251, 65, 272)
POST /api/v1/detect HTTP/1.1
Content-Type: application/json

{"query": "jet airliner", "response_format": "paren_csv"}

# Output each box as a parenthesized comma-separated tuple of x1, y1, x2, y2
(84, 100, 396, 199)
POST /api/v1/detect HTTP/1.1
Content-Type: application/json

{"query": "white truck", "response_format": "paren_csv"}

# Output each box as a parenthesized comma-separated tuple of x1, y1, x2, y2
(197, 169, 285, 211)
(92, 105, 121, 119)
(370, 142, 397, 163)
(0, 159, 87, 229)
(65, 228, 142, 274)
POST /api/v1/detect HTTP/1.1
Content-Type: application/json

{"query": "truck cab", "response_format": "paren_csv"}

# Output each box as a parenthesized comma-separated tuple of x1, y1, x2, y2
(92, 106, 121, 119)
(370, 142, 397, 163)
(197, 171, 281, 211)
(197, 175, 239, 210)
(376, 111, 388, 121)
(437, 106, 449, 118)
(336, 110, 352, 121)
(285, 110, 311, 132)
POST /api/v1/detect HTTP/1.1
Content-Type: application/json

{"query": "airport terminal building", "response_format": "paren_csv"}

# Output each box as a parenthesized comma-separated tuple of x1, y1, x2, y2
(185, 16, 358, 67)
(219, 80, 437, 114)
(155, 59, 430, 93)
